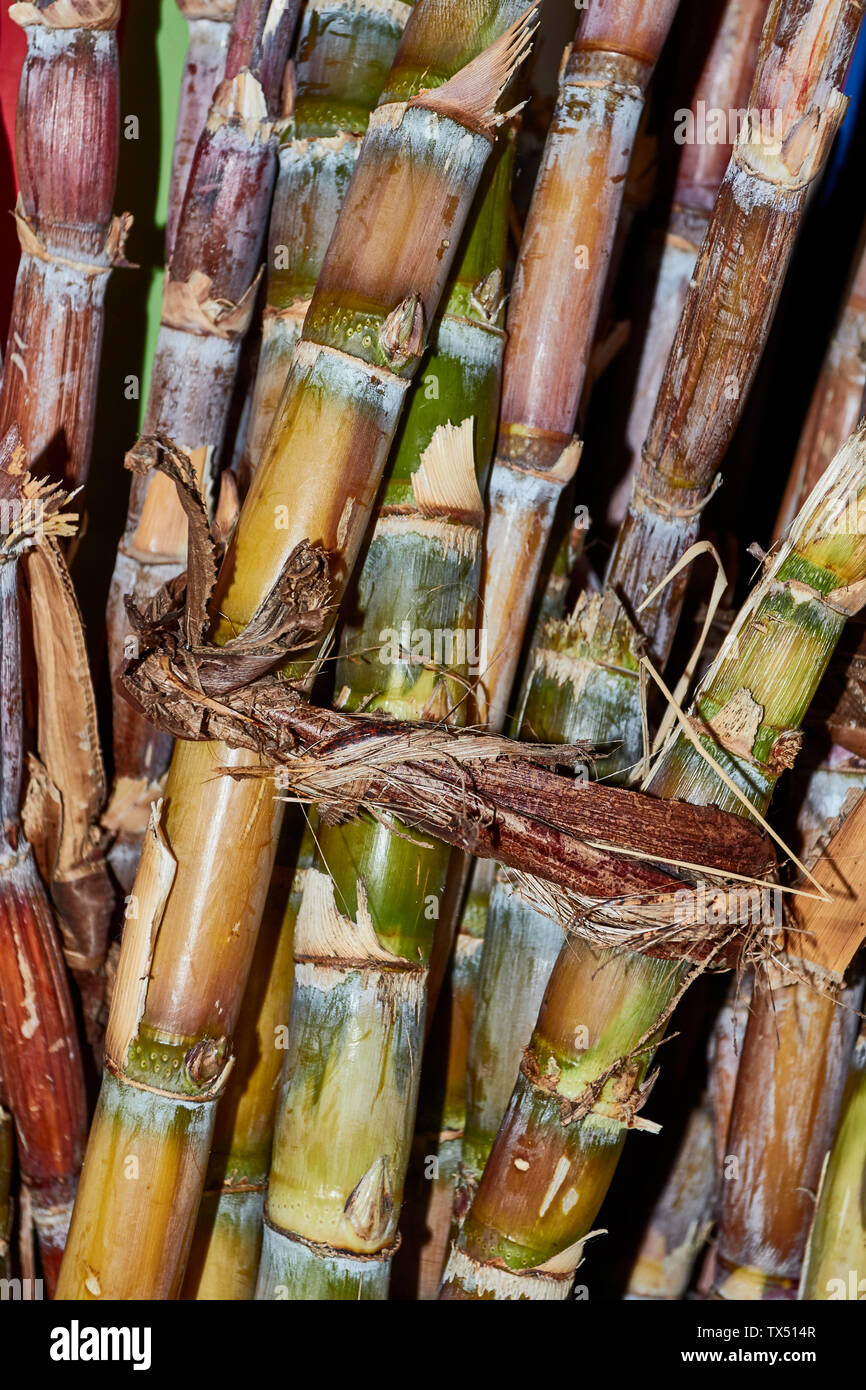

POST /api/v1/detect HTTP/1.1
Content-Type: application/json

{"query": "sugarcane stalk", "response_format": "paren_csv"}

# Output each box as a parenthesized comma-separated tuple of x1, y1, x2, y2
(238, 0, 412, 494)
(606, 0, 768, 528)
(396, 859, 491, 1299)
(104, 0, 302, 890)
(169, 2, 238, 262)
(707, 777, 866, 1300)
(478, 0, 681, 733)
(57, 0, 538, 1302)
(625, 1092, 716, 1301)
(800, 1019, 866, 1299)
(181, 818, 308, 1298)
(0, 425, 86, 1294)
(712, 976, 862, 1298)
(401, 504, 588, 1297)
(609, 0, 860, 668)
(0, 0, 126, 491)
(459, 584, 644, 1214)
(441, 419, 866, 1299)
(256, 125, 514, 1303)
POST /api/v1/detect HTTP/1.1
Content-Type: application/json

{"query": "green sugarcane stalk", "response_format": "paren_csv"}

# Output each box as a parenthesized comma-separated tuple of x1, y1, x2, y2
(459, 584, 640, 1206)
(256, 129, 513, 1302)
(441, 422, 866, 1299)
(400, 506, 588, 1298)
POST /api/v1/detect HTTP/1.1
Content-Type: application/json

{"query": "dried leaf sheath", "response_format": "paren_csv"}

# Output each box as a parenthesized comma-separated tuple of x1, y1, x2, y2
(0, 427, 87, 1294)
(57, 0, 539, 1302)
(0, 0, 125, 489)
(441, 423, 866, 1300)
(22, 541, 114, 1058)
(104, 0, 302, 889)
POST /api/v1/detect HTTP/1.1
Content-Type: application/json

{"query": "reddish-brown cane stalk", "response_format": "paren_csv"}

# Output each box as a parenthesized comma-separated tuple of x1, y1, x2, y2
(0, 0, 126, 491)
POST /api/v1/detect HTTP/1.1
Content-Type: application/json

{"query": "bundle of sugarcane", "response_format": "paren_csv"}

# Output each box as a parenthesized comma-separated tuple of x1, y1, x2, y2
(7, 0, 866, 1312)
(0, 425, 86, 1293)
(0, 0, 126, 492)
(104, 0, 301, 889)
(441, 416, 866, 1299)
(456, 0, 861, 1246)
(56, 0, 540, 1301)
(21, 533, 114, 1059)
